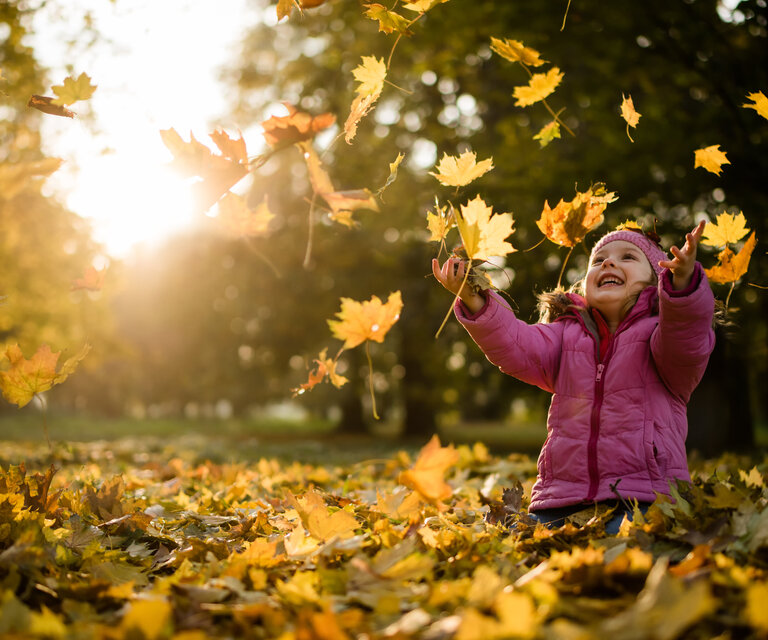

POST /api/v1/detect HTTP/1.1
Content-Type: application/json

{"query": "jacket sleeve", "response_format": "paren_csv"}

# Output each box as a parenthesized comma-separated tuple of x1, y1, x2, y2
(454, 291, 564, 393)
(650, 262, 716, 401)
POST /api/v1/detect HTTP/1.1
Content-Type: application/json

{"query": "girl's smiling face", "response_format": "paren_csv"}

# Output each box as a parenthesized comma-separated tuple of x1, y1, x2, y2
(585, 240, 656, 326)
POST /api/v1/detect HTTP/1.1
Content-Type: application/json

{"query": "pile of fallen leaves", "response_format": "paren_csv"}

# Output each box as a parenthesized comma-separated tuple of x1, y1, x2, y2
(1, 434, 767, 639)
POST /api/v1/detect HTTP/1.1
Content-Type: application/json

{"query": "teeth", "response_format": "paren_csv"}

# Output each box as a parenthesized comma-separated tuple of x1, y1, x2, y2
(599, 277, 622, 287)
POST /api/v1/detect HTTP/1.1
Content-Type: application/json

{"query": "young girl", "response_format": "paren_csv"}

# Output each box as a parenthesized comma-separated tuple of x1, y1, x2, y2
(432, 221, 715, 533)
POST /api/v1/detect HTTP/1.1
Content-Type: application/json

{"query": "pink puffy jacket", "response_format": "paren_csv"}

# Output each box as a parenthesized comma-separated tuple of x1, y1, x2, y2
(455, 264, 715, 511)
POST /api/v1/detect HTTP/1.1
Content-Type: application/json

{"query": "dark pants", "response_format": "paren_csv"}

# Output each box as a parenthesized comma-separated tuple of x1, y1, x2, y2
(529, 501, 652, 535)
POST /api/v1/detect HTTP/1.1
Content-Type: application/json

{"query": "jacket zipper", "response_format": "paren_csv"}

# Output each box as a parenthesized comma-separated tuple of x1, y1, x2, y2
(586, 358, 608, 500)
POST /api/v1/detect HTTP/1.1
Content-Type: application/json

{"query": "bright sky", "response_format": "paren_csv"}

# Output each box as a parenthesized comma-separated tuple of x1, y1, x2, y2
(30, 0, 267, 258)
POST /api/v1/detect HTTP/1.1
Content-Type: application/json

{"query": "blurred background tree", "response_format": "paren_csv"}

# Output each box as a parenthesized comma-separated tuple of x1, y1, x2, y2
(6, 0, 765, 453)
(1, 1, 115, 416)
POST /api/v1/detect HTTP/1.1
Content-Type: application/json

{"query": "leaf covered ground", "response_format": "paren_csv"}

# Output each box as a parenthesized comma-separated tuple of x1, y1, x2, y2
(1, 434, 767, 639)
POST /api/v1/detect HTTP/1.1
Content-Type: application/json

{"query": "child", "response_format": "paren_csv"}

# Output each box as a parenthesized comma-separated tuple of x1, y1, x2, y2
(432, 221, 715, 534)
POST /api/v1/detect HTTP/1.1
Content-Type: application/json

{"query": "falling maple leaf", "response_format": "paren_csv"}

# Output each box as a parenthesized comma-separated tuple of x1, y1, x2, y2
(398, 435, 459, 506)
(328, 291, 403, 350)
(28, 95, 75, 118)
(323, 189, 380, 227)
(71, 266, 106, 291)
(291, 348, 348, 396)
(426, 200, 455, 243)
(216, 192, 274, 237)
(742, 91, 768, 121)
(160, 128, 249, 213)
(276, 0, 327, 20)
(51, 72, 97, 106)
(345, 56, 386, 144)
(705, 231, 757, 284)
(536, 183, 617, 248)
(616, 220, 642, 231)
(402, 0, 450, 12)
(377, 153, 404, 197)
(489, 37, 547, 67)
(620, 94, 641, 142)
(0, 343, 91, 408)
(694, 145, 730, 176)
(261, 104, 335, 148)
(455, 195, 515, 261)
(364, 3, 413, 35)
(429, 151, 494, 187)
(533, 120, 561, 148)
(513, 68, 563, 107)
(701, 211, 749, 248)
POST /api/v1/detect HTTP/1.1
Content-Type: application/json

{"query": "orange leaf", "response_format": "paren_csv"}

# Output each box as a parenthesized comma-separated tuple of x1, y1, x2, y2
(292, 348, 348, 396)
(0, 343, 90, 408)
(28, 95, 75, 118)
(536, 183, 617, 247)
(694, 144, 730, 176)
(261, 104, 335, 148)
(159, 128, 249, 213)
(328, 291, 403, 350)
(71, 266, 106, 291)
(398, 435, 459, 505)
(704, 231, 757, 284)
(285, 491, 358, 542)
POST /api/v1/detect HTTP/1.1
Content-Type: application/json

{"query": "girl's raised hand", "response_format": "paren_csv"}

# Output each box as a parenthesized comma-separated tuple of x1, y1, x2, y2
(658, 220, 706, 290)
(431, 257, 486, 313)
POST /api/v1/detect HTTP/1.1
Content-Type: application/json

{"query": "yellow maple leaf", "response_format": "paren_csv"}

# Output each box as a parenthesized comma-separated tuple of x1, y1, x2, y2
(398, 435, 459, 505)
(328, 291, 403, 350)
(0, 344, 91, 408)
(427, 200, 455, 242)
(701, 211, 750, 248)
(536, 183, 616, 248)
(456, 195, 515, 260)
(378, 152, 405, 196)
(429, 151, 494, 187)
(694, 144, 730, 176)
(364, 3, 413, 34)
(489, 37, 547, 67)
(620, 93, 641, 142)
(51, 72, 97, 106)
(323, 189, 380, 227)
(217, 192, 274, 237)
(352, 56, 386, 98)
(513, 67, 563, 107)
(285, 491, 358, 542)
(704, 231, 757, 284)
(120, 598, 172, 640)
(533, 120, 561, 148)
(742, 91, 768, 121)
(616, 220, 642, 231)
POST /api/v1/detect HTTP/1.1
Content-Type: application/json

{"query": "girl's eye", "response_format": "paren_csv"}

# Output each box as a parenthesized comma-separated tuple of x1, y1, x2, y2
(623, 253, 637, 260)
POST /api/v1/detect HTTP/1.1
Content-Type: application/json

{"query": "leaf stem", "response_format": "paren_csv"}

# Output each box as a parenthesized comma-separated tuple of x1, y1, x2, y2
(435, 264, 471, 339)
(303, 192, 318, 269)
(557, 246, 574, 289)
(245, 238, 281, 278)
(561, 0, 572, 31)
(365, 341, 379, 420)
(725, 281, 735, 310)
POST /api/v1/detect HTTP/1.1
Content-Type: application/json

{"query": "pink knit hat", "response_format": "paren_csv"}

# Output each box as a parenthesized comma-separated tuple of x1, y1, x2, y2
(590, 229, 667, 278)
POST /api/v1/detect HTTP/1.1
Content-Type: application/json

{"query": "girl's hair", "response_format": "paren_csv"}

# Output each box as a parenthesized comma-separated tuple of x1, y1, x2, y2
(536, 272, 658, 324)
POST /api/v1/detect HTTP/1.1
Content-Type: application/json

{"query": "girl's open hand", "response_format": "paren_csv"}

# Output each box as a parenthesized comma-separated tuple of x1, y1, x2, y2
(658, 220, 706, 290)
(431, 257, 485, 313)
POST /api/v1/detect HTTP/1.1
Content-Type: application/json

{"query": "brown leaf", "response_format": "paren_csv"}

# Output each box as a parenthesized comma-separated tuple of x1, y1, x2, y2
(28, 94, 75, 118)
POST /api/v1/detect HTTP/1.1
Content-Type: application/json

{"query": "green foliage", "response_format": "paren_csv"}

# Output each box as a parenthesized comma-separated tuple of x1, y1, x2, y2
(0, 436, 767, 637)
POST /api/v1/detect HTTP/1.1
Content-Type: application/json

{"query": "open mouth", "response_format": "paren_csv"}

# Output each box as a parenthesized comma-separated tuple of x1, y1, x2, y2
(598, 275, 624, 288)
